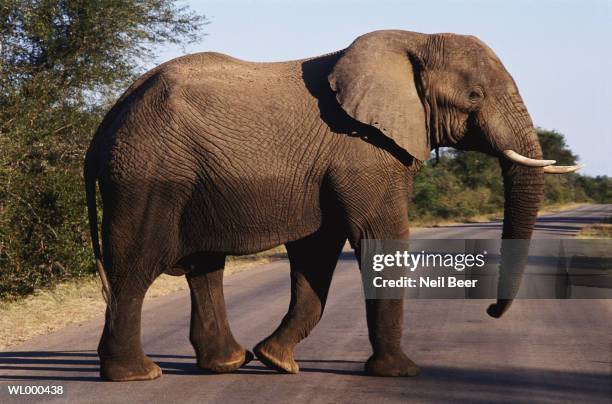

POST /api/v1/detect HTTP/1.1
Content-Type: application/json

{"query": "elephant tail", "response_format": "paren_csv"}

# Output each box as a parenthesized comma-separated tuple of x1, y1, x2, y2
(84, 150, 111, 305)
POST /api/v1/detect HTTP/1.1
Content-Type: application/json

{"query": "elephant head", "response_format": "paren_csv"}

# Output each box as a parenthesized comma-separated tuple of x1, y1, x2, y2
(329, 30, 580, 317)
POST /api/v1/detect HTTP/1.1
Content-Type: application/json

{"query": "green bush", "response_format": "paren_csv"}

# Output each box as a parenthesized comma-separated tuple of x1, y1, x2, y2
(0, 109, 98, 297)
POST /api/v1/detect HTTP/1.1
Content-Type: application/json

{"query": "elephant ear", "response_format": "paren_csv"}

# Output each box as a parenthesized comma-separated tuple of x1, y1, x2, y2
(328, 32, 430, 161)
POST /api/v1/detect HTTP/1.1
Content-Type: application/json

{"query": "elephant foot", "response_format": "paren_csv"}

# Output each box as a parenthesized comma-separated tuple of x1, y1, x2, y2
(253, 339, 299, 374)
(196, 348, 254, 373)
(100, 355, 162, 381)
(365, 352, 420, 377)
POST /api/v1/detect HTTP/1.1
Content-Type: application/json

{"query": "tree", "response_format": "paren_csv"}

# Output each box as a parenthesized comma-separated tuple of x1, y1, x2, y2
(0, 0, 207, 298)
(536, 128, 578, 166)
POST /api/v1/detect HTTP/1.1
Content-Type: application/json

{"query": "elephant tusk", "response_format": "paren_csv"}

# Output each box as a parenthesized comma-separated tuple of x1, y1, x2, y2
(502, 150, 556, 167)
(543, 164, 584, 174)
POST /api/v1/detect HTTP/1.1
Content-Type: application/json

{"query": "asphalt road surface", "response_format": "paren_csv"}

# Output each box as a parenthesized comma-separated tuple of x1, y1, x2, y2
(1, 204, 611, 403)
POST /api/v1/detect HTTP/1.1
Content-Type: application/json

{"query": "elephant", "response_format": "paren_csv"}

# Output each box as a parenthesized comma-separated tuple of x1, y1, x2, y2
(84, 30, 580, 381)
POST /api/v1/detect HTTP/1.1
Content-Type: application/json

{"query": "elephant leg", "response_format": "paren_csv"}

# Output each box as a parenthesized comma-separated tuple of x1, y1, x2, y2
(351, 225, 419, 376)
(363, 299, 419, 376)
(185, 253, 253, 373)
(254, 229, 345, 374)
(98, 264, 161, 381)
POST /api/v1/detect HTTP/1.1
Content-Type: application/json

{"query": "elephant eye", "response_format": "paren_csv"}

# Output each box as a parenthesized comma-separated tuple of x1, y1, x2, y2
(468, 89, 484, 103)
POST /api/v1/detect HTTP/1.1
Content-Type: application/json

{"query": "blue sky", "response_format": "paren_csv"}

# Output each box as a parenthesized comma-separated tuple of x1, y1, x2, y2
(157, 0, 611, 176)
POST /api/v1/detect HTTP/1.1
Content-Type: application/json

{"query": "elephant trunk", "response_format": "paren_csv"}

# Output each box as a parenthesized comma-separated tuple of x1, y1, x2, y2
(487, 125, 544, 318)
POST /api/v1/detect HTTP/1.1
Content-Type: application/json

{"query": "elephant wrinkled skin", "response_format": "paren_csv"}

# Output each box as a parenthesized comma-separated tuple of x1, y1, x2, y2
(84, 30, 569, 381)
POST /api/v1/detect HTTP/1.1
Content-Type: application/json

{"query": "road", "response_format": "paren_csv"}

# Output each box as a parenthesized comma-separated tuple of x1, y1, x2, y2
(1, 204, 611, 403)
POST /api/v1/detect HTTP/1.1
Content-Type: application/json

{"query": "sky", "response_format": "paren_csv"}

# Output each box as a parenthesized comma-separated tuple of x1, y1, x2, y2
(157, 0, 611, 176)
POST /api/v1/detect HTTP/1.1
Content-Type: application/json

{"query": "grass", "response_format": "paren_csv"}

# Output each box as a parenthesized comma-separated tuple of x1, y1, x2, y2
(0, 247, 286, 350)
(577, 216, 612, 239)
